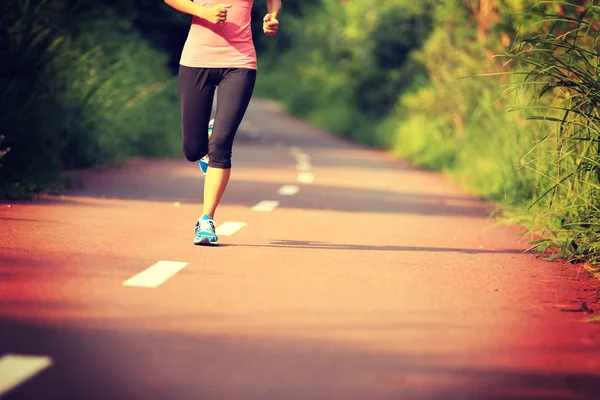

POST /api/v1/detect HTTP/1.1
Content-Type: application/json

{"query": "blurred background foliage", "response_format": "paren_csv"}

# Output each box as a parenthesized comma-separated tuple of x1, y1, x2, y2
(2, 0, 600, 264)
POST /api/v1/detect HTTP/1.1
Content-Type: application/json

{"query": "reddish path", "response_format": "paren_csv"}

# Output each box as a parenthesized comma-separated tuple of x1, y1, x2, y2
(1, 98, 599, 399)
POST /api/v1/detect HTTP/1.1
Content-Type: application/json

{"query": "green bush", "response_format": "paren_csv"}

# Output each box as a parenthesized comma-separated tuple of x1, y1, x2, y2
(0, 0, 181, 199)
(0, 0, 68, 197)
(255, 0, 433, 147)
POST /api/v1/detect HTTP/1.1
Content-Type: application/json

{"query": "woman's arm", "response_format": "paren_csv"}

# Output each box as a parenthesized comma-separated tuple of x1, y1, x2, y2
(163, 0, 231, 24)
(266, 0, 282, 19)
(263, 0, 281, 35)
(163, 0, 207, 18)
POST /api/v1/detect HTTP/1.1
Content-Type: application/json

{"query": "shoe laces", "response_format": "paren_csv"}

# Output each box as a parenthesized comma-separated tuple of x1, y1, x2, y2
(198, 218, 216, 234)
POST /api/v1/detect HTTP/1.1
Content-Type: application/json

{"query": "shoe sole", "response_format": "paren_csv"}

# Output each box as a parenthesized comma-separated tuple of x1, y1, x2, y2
(194, 236, 219, 246)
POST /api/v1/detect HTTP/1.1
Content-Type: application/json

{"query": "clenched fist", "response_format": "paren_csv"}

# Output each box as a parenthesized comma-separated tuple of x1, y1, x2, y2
(263, 13, 279, 36)
(204, 3, 232, 24)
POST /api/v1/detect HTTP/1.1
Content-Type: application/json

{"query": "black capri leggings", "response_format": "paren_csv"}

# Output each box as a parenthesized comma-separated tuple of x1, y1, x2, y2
(178, 65, 257, 169)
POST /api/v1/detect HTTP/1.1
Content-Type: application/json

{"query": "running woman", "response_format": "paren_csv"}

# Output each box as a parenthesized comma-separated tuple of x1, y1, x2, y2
(164, 0, 281, 245)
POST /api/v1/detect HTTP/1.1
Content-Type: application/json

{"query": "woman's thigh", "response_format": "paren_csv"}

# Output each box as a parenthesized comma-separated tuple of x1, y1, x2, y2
(208, 68, 257, 168)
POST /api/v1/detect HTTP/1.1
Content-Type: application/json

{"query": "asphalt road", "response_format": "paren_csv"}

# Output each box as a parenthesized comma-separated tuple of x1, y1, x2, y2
(1, 98, 600, 400)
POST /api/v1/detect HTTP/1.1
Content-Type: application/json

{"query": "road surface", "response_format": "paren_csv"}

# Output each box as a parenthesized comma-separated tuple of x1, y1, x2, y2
(1, 98, 600, 399)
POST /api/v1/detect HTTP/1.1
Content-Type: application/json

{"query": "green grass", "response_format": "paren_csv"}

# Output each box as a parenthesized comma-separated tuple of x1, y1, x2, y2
(0, 0, 182, 199)
(496, 3, 600, 264)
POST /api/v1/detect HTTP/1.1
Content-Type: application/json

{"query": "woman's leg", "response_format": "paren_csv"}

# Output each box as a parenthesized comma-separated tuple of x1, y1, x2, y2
(202, 166, 231, 220)
(178, 66, 215, 163)
(202, 68, 257, 220)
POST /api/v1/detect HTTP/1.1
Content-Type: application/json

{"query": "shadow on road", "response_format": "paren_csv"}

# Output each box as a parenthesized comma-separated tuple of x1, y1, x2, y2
(14, 169, 491, 218)
(224, 180, 491, 217)
(224, 240, 526, 255)
(0, 317, 598, 400)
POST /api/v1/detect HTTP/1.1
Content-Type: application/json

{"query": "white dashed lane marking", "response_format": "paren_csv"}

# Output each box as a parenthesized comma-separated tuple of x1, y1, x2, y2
(251, 200, 280, 212)
(296, 153, 311, 171)
(289, 146, 301, 156)
(0, 354, 53, 397)
(296, 160, 312, 171)
(123, 260, 188, 288)
(293, 151, 313, 182)
(216, 221, 247, 236)
(278, 185, 299, 196)
(298, 172, 315, 184)
(296, 152, 310, 161)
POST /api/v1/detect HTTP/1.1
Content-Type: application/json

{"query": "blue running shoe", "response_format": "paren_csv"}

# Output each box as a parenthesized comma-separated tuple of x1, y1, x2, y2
(198, 119, 214, 175)
(194, 214, 219, 246)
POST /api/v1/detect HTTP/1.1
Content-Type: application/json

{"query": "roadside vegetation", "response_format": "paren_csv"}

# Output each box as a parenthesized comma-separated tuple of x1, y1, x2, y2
(0, 0, 183, 198)
(2, 0, 599, 264)
(255, 0, 600, 265)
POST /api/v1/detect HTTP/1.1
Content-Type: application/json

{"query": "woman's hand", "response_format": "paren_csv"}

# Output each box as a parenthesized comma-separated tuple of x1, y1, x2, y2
(202, 3, 232, 24)
(263, 13, 279, 36)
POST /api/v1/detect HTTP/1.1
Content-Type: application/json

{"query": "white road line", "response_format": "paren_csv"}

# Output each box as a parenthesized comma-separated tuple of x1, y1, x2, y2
(296, 153, 311, 162)
(123, 261, 188, 288)
(0, 354, 53, 397)
(296, 160, 312, 172)
(216, 222, 247, 236)
(279, 185, 299, 196)
(251, 200, 280, 212)
(298, 172, 315, 184)
(289, 146, 301, 155)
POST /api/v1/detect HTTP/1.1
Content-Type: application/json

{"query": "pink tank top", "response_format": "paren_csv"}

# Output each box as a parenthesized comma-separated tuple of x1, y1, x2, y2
(180, 0, 257, 70)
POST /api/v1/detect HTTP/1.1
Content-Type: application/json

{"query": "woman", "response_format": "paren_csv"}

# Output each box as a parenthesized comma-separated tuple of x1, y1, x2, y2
(164, 0, 281, 246)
